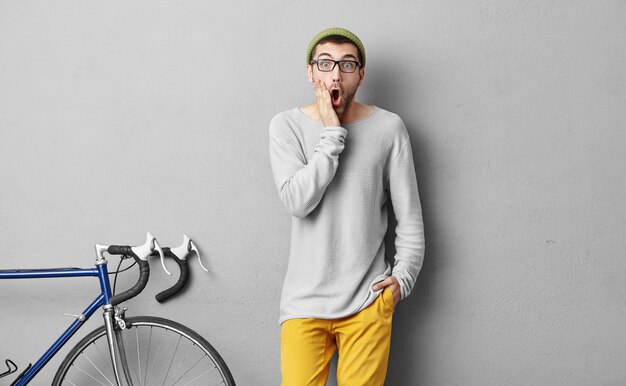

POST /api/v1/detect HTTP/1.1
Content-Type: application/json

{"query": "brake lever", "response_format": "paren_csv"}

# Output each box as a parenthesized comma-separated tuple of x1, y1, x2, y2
(153, 238, 169, 275)
(131, 232, 171, 275)
(170, 234, 209, 272)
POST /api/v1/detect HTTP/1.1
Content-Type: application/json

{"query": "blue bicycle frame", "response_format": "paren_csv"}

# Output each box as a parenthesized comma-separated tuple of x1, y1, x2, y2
(0, 263, 113, 386)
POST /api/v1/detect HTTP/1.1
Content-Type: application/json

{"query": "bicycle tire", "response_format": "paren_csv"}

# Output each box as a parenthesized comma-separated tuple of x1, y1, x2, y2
(52, 316, 235, 386)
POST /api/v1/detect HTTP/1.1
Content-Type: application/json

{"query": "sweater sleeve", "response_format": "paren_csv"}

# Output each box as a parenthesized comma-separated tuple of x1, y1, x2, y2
(269, 116, 347, 218)
(388, 135, 425, 300)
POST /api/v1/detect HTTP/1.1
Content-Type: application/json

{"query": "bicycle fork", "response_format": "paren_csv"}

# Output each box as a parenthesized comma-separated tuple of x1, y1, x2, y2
(103, 305, 134, 386)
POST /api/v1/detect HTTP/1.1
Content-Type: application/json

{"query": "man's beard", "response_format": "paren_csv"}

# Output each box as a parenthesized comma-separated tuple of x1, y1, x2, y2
(334, 91, 355, 118)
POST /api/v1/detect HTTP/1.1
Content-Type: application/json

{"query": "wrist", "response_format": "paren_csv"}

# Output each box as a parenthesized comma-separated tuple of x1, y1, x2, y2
(392, 272, 408, 300)
(323, 118, 340, 127)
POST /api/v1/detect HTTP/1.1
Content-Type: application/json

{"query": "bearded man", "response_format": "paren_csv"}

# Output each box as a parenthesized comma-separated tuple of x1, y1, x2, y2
(269, 27, 425, 386)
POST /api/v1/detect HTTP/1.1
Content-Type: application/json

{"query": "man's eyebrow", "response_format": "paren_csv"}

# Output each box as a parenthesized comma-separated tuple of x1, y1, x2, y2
(316, 52, 358, 60)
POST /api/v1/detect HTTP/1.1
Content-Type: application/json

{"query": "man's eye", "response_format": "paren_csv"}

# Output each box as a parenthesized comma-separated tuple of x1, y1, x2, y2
(319, 61, 333, 69)
(341, 62, 355, 70)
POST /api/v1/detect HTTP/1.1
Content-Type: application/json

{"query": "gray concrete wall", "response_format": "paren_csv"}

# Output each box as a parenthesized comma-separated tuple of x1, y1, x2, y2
(1, 1, 624, 385)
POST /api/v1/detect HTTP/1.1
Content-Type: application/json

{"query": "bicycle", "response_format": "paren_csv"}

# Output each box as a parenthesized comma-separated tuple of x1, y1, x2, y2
(0, 233, 236, 386)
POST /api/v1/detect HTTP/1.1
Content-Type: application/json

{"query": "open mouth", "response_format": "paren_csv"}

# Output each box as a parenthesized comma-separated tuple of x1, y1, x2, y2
(331, 89, 341, 106)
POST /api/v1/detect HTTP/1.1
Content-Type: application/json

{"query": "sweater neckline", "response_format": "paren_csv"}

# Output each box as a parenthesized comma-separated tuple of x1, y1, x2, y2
(296, 105, 378, 126)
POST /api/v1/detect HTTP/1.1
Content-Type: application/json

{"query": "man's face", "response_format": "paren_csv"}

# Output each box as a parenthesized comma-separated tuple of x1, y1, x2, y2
(307, 42, 365, 118)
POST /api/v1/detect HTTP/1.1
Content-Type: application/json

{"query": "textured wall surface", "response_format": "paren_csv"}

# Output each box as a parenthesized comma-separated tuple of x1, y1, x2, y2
(1, 1, 624, 385)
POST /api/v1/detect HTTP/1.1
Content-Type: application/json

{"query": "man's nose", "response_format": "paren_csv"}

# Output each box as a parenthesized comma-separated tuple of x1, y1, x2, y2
(331, 64, 342, 82)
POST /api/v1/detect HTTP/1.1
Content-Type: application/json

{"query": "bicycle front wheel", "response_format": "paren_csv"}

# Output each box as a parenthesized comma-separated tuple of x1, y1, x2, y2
(53, 316, 235, 385)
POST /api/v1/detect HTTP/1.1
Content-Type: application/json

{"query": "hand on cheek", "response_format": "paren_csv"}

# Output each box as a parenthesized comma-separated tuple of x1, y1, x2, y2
(313, 79, 340, 127)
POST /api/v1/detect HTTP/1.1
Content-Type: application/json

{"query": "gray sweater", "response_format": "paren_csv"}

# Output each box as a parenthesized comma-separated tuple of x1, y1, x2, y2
(269, 106, 425, 324)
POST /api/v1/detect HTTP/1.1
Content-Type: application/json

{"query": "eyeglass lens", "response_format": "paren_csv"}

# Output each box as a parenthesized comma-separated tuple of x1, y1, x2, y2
(315, 59, 359, 73)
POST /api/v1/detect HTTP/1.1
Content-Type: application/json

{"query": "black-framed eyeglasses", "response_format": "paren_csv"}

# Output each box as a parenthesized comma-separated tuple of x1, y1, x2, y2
(310, 59, 361, 73)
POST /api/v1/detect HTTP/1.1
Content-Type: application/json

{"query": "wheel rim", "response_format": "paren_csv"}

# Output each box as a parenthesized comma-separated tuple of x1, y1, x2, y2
(58, 319, 231, 385)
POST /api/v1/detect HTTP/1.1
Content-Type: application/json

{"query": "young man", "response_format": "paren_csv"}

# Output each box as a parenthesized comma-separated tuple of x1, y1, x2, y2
(269, 27, 425, 385)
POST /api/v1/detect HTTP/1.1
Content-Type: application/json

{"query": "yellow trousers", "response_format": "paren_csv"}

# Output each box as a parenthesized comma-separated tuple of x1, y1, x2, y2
(281, 288, 395, 386)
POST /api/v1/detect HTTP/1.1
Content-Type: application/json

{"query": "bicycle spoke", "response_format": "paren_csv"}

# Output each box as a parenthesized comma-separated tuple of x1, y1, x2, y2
(169, 351, 188, 383)
(143, 326, 153, 384)
(172, 352, 212, 385)
(162, 334, 183, 385)
(170, 342, 203, 385)
(78, 351, 115, 386)
(94, 343, 111, 373)
(146, 339, 163, 385)
(69, 363, 110, 386)
(169, 335, 196, 384)
(181, 367, 224, 386)
(135, 326, 142, 386)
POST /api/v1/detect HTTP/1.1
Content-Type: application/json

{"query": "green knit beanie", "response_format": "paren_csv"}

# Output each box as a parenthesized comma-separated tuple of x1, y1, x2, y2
(306, 27, 366, 68)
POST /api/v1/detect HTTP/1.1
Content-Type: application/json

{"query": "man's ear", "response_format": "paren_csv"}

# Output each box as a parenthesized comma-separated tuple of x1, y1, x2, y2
(358, 67, 365, 86)
(307, 64, 314, 83)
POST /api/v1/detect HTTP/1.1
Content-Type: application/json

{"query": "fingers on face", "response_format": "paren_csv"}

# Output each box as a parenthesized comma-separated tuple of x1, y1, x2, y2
(314, 80, 325, 96)
(317, 91, 331, 105)
(314, 80, 332, 111)
(314, 80, 328, 92)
